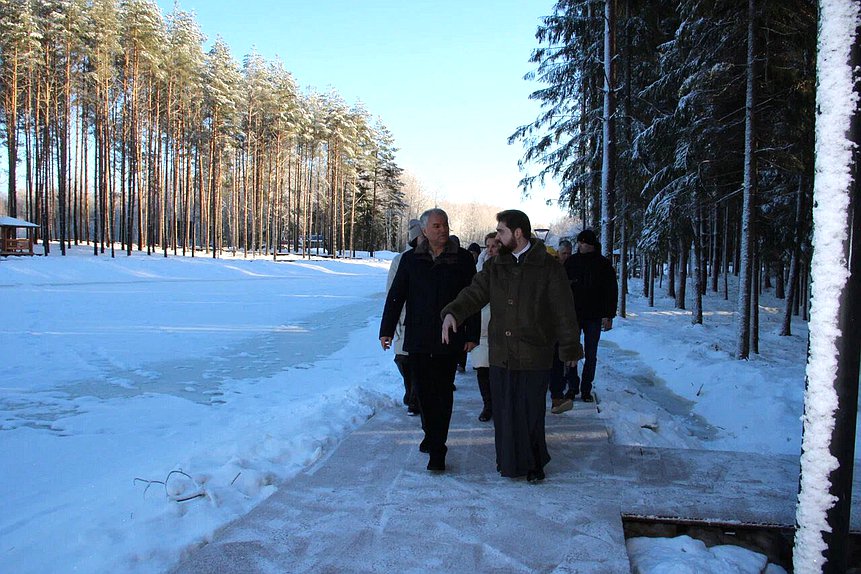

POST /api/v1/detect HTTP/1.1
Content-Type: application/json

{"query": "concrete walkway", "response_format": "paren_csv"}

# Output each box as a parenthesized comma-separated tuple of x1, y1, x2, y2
(170, 371, 860, 573)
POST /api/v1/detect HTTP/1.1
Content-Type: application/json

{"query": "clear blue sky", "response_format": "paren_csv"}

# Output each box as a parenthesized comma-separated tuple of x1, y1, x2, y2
(156, 0, 566, 225)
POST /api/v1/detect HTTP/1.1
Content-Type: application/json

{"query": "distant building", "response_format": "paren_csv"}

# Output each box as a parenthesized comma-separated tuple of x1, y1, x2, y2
(0, 216, 38, 256)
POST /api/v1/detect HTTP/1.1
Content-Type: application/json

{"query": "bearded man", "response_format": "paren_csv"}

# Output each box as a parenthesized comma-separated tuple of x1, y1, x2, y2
(441, 209, 582, 482)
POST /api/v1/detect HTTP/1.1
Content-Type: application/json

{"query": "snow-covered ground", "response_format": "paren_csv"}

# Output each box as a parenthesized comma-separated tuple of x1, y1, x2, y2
(0, 245, 842, 573)
(599, 285, 810, 457)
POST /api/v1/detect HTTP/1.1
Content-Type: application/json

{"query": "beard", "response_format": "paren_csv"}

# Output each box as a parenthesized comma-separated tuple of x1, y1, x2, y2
(497, 236, 517, 256)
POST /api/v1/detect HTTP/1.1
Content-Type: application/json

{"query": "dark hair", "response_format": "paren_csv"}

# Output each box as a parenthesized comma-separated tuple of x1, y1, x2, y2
(496, 209, 531, 239)
(467, 242, 481, 255)
(484, 231, 498, 241)
(576, 228, 598, 246)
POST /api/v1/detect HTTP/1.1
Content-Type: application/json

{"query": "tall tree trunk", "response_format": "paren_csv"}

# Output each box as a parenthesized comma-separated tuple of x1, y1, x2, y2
(5, 50, 20, 218)
(648, 260, 655, 307)
(723, 203, 729, 300)
(781, 176, 806, 335)
(775, 259, 785, 299)
(692, 204, 703, 324)
(736, 0, 758, 359)
(668, 241, 676, 299)
(617, 0, 630, 320)
(618, 204, 627, 318)
(600, 0, 616, 257)
(676, 235, 688, 310)
(750, 247, 760, 354)
(711, 205, 720, 293)
(369, 163, 378, 257)
(794, 3, 860, 566)
(641, 254, 649, 297)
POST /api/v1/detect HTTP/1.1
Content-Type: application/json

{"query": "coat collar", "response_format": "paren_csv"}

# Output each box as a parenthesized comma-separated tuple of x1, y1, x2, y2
(496, 238, 548, 266)
(414, 237, 460, 259)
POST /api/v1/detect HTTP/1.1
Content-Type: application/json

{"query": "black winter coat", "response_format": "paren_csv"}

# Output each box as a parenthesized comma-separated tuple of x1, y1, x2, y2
(564, 251, 618, 320)
(380, 238, 479, 355)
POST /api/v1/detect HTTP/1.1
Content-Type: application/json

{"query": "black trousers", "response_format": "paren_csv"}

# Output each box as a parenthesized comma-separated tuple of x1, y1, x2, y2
(490, 366, 551, 478)
(410, 353, 458, 457)
(476, 366, 491, 405)
(569, 318, 602, 397)
(394, 353, 419, 410)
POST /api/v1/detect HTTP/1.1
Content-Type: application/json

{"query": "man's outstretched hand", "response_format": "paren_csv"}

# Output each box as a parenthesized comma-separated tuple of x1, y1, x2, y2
(441, 314, 457, 344)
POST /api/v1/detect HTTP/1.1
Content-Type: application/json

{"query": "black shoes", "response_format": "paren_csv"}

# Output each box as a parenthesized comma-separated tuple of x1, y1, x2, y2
(478, 405, 492, 422)
(407, 405, 420, 416)
(427, 453, 445, 472)
(526, 468, 545, 483)
(419, 439, 429, 453)
(582, 393, 594, 403)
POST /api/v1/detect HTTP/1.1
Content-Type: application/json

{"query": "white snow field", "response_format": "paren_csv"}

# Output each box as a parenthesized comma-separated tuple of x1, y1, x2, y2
(0, 245, 852, 573)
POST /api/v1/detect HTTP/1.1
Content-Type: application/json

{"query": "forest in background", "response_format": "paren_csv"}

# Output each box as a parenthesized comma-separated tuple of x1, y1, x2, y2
(513, 0, 817, 357)
(1, 0, 820, 355)
(0, 0, 406, 259)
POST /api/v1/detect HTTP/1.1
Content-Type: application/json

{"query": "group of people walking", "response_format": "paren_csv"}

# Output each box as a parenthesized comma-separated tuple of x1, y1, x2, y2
(379, 208, 618, 482)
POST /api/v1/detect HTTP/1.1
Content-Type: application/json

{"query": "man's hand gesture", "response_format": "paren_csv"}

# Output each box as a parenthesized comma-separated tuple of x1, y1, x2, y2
(441, 314, 458, 344)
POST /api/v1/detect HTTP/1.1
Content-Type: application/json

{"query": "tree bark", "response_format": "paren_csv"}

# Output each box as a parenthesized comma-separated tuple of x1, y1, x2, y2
(692, 204, 703, 324)
(600, 0, 616, 257)
(736, 0, 758, 359)
(676, 235, 688, 310)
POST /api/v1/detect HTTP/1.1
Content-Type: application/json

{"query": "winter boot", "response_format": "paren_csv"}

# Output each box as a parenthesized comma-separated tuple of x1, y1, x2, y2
(551, 397, 574, 414)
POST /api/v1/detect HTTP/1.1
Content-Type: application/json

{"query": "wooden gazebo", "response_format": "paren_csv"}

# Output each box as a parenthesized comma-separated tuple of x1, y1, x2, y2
(0, 216, 38, 256)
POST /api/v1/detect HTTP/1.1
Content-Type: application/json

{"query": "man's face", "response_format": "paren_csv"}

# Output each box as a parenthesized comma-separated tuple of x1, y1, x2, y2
(495, 222, 517, 255)
(577, 240, 594, 254)
(422, 213, 449, 251)
(485, 237, 501, 258)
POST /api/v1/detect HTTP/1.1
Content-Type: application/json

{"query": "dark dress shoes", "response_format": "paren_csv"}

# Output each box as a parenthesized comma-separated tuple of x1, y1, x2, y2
(427, 454, 445, 472)
(526, 468, 545, 482)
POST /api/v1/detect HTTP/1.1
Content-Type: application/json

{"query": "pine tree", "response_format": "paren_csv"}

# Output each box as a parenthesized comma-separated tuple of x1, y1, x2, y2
(202, 37, 242, 256)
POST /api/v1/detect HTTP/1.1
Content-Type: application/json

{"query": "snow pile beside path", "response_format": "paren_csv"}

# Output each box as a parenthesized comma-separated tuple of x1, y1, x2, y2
(627, 535, 787, 574)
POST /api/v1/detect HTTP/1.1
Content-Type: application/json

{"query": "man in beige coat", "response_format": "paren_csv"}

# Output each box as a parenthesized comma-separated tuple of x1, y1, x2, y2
(442, 209, 582, 482)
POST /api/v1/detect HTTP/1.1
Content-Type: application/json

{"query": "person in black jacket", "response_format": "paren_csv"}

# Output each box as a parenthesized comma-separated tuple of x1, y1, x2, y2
(379, 208, 479, 472)
(553, 228, 618, 408)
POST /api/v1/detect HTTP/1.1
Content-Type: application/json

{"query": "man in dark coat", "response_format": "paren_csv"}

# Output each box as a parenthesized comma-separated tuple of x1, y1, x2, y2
(380, 208, 479, 472)
(441, 209, 583, 482)
(552, 228, 618, 410)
